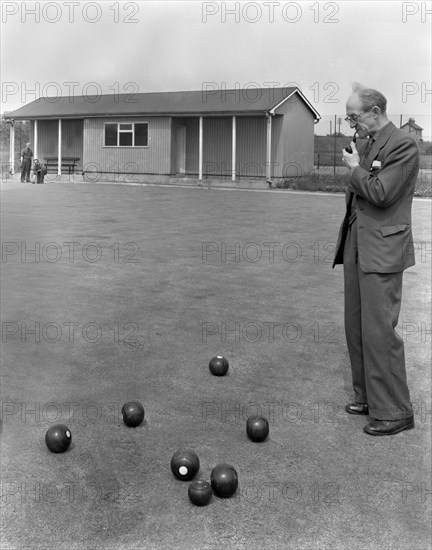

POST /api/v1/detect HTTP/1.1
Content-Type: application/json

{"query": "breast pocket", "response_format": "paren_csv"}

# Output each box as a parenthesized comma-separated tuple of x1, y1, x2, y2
(380, 224, 410, 237)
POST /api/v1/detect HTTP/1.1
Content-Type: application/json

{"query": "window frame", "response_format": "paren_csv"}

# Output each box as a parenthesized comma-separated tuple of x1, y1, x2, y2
(103, 122, 149, 148)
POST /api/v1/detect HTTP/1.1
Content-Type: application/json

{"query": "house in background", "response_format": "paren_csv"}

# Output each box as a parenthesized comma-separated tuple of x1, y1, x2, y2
(400, 118, 423, 142)
(4, 87, 320, 184)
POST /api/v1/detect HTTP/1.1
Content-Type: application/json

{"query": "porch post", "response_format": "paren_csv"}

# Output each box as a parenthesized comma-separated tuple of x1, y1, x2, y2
(34, 120, 38, 160)
(9, 121, 15, 174)
(57, 119, 62, 176)
(232, 115, 236, 181)
(266, 113, 272, 181)
(199, 116, 203, 181)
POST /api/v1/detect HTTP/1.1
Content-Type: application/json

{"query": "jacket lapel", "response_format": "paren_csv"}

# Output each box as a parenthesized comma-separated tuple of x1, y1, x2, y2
(366, 121, 395, 167)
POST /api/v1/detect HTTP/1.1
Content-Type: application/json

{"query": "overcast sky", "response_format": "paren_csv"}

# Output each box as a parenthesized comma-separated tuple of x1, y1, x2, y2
(1, 0, 431, 137)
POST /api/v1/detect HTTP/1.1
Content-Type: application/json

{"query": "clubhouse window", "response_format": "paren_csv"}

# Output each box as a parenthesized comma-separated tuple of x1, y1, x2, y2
(104, 123, 148, 147)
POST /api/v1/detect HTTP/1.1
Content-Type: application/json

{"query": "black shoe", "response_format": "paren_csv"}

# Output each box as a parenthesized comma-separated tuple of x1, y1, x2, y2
(345, 403, 369, 415)
(364, 417, 414, 436)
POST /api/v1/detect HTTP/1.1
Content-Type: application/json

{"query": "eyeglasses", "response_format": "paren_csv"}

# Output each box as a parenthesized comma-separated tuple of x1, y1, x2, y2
(344, 112, 362, 124)
(345, 107, 374, 124)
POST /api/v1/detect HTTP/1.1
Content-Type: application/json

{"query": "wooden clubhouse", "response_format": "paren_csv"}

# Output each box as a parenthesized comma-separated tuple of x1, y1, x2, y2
(5, 86, 321, 184)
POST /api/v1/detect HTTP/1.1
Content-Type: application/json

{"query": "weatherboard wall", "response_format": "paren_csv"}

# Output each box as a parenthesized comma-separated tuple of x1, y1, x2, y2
(83, 116, 172, 177)
(273, 97, 315, 176)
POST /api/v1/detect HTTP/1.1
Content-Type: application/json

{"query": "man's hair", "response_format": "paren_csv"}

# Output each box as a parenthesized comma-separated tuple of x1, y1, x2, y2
(352, 81, 387, 113)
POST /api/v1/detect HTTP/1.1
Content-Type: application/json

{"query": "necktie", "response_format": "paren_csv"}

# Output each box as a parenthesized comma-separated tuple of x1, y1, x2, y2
(361, 136, 375, 165)
(350, 137, 375, 217)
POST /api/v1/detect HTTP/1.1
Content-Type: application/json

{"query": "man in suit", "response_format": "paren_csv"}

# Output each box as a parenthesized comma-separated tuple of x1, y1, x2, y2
(333, 83, 419, 435)
(20, 142, 33, 183)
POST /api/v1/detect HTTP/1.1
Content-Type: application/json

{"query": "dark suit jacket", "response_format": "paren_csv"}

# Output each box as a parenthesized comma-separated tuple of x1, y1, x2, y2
(332, 122, 419, 273)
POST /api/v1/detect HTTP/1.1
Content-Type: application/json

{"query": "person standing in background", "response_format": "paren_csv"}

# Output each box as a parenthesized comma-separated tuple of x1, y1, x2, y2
(20, 142, 33, 183)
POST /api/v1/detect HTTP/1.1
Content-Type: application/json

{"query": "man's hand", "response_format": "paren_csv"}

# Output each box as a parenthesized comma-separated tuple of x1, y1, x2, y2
(342, 141, 360, 171)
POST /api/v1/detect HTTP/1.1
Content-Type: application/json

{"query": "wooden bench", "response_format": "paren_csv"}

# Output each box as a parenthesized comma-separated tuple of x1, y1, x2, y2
(44, 157, 80, 175)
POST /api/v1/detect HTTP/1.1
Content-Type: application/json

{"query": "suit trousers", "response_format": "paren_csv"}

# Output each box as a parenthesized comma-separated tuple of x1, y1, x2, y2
(343, 218, 413, 420)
